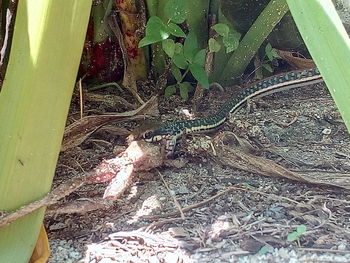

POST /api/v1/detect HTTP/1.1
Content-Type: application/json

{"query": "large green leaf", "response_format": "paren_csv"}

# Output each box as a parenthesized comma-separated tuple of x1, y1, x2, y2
(287, 0, 350, 133)
(0, 0, 91, 261)
(139, 16, 170, 47)
(183, 31, 199, 63)
(164, 0, 188, 23)
(167, 23, 186, 38)
(162, 39, 175, 58)
(189, 63, 209, 89)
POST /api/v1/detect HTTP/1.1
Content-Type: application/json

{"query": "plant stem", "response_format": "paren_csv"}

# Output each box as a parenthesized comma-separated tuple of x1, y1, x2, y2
(218, 0, 289, 85)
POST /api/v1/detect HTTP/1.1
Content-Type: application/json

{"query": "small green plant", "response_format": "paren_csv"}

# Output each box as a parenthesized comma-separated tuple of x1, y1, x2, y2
(209, 23, 241, 53)
(287, 224, 307, 246)
(255, 43, 280, 79)
(258, 244, 273, 255)
(139, 0, 206, 100)
(263, 43, 280, 71)
(139, 0, 240, 100)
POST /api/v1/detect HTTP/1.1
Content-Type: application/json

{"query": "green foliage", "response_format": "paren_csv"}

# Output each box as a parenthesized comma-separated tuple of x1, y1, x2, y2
(194, 49, 206, 65)
(183, 31, 198, 62)
(179, 82, 192, 100)
(0, 1, 91, 261)
(167, 23, 186, 37)
(164, 0, 188, 23)
(208, 38, 221, 52)
(256, 43, 281, 79)
(91, 0, 113, 43)
(212, 23, 229, 37)
(222, 32, 240, 53)
(287, 225, 307, 242)
(287, 0, 350, 135)
(139, 0, 232, 99)
(138, 16, 171, 47)
(171, 62, 182, 82)
(258, 245, 273, 255)
(218, 0, 289, 85)
(211, 23, 241, 53)
(165, 84, 177, 98)
(173, 55, 188, 69)
(265, 43, 280, 61)
(189, 63, 208, 89)
(162, 39, 175, 57)
(165, 82, 193, 100)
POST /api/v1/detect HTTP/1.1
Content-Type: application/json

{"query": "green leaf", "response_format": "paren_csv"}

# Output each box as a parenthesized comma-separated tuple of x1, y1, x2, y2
(287, 0, 350, 134)
(212, 23, 229, 37)
(287, 232, 299, 242)
(265, 45, 274, 61)
(0, 1, 92, 261)
(183, 31, 198, 63)
(167, 23, 186, 37)
(173, 53, 188, 69)
(138, 16, 170, 47)
(265, 43, 272, 53)
(139, 36, 157, 48)
(258, 245, 272, 255)
(174, 42, 183, 54)
(194, 49, 206, 66)
(164, 0, 188, 23)
(91, 3, 109, 43)
(179, 82, 192, 100)
(296, 225, 307, 234)
(262, 63, 273, 72)
(255, 68, 263, 80)
(162, 39, 175, 57)
(223, 31, 241, 53)
(208, 38, 221, 52)
(165, 85, 177, 98)
(218, 0, 289, 85)
(270, 48, 280, 59)
(265, 43, 280, 61)
(171, 63, 182, 82)
(189, 63, 209, 89)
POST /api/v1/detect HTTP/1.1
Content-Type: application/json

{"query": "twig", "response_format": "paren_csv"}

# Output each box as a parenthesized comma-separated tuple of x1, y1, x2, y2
(156, 169, 185, 220)
(141, 217, 185, 233)
(250, 190, 301, 205)
(271, 115, 298, 127)
(141, 184, 304, 220)
(297, 247, 350, 254)
(78, 78, 83, 119)
(141, 185, 248, 220)
(0, 175, 87, 228)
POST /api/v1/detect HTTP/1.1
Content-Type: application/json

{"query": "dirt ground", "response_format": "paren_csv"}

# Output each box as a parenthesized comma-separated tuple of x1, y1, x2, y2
(46, 80, 350, 263)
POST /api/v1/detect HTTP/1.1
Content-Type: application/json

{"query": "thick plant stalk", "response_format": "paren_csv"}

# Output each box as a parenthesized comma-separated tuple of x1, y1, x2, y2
(286, 0, 350, 133)
(187, 1, 210, 48)
(145, 0, 159, 16)
(218, 0, 289, 85)
(0, 0, 91, 262)
(115, 0, 147, 80)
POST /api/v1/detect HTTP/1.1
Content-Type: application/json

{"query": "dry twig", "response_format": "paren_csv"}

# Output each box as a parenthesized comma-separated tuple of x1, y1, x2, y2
(141, 185, 248, 220)
(157, 169, 185, 220)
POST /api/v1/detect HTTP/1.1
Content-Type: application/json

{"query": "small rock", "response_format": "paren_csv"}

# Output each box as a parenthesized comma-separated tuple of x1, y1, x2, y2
(338, 241, 347, 251)
(176, 185, 190, 194)
(322, 128, 332, 135)
(168, 227, 189, 238)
